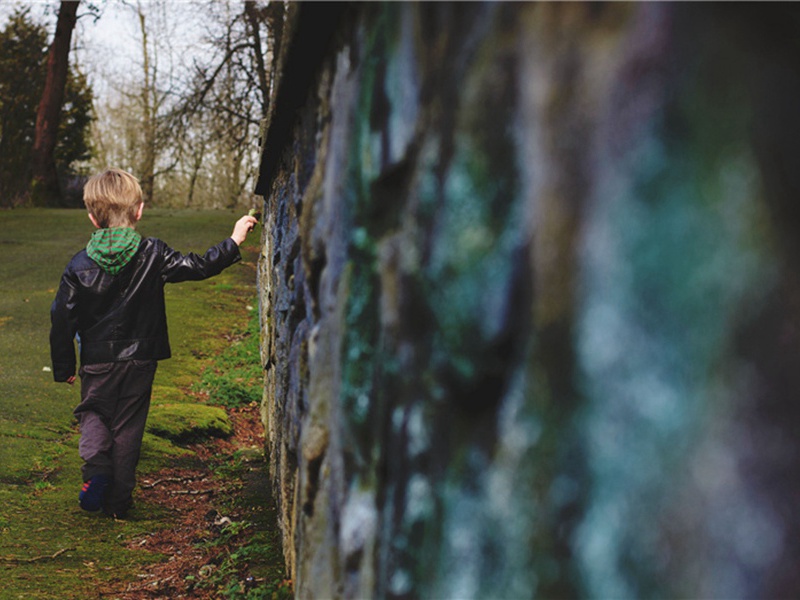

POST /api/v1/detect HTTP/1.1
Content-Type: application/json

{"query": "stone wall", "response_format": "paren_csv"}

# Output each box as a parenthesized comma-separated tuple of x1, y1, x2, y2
(255, 3, 800, 598)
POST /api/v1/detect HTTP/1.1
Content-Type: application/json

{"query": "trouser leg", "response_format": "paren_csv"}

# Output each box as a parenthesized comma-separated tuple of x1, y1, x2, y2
(75, 360, 157, 512)
(107, 362, 156, 512)
(76, 362, 119, 482)
(77, 411, 114, 481)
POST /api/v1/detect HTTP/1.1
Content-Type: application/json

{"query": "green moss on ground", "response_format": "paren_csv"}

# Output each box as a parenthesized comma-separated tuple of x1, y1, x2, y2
(147, 403, 233, 443)
(139, 432, 195, 461)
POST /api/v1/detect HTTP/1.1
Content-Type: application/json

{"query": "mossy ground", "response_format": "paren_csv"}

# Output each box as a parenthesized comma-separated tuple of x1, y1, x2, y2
(147, 403, 233, 443)
(0, 208, 284, 598)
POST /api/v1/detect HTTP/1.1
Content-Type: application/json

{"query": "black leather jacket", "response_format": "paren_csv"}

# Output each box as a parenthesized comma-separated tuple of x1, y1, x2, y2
(50, 236, 241, 382)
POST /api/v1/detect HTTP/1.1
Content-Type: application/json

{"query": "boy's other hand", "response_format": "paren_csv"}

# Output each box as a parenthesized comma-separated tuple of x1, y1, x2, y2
(231, 215, 258, 246)
(66, 375, 76, 385)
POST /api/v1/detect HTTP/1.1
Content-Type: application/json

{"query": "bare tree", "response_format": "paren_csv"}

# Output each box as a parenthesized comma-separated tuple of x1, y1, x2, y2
(92, 0, 180, 205)
(171, 0, 281, 207)
(87, 0, 283, 208)
(136, 3, 157, 203)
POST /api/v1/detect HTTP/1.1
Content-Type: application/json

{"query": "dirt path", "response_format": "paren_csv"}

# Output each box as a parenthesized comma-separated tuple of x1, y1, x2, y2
(98, 405, 291, 599)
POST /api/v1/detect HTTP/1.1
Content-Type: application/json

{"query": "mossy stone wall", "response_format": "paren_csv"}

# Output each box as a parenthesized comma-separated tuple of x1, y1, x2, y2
(256, 3, 800, 598)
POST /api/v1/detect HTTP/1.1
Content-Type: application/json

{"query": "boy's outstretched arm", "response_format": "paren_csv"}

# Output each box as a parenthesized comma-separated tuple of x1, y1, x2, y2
(161, 213, 258, 284)
(231, 214, 258, 246)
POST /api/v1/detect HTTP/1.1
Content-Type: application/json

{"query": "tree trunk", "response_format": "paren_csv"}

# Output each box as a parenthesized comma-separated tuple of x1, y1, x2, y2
(137, 5, 156, 204)
(244, 1, 270, 117)
(31, 0, 79, 206)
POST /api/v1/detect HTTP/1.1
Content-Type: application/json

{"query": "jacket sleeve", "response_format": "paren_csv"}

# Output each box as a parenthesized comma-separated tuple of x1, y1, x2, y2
(160, 237, 242, 284)
(50, 270, 79, 382)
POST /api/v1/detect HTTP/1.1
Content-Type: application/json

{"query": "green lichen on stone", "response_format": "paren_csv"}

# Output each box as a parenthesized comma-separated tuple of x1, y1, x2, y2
(338, 6, 397, 477)
(340, 258, 382, 483)
(574, 23, 777, 599)
(414, 16, 524, 407)
(425, 140, 523, 375)
(146, 403, 233, 444)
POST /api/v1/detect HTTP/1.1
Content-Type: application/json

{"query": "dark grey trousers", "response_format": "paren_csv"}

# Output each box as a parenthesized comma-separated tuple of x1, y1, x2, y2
(75, 359, 157, 512)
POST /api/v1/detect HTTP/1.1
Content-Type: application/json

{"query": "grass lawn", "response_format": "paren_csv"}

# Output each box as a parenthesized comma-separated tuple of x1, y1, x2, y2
(0, 208, 266, 597)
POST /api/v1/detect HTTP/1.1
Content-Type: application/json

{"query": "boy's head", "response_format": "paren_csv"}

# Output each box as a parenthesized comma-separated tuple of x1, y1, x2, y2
(83, 168, 144, 229)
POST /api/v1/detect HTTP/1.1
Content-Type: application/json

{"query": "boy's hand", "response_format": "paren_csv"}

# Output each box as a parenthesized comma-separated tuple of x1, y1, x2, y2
(231, 215, 258, 246)
(66, 375, 76, 385)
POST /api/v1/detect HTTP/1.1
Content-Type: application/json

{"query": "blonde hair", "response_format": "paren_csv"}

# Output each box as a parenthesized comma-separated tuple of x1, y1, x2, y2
(83, 168, 143, 228)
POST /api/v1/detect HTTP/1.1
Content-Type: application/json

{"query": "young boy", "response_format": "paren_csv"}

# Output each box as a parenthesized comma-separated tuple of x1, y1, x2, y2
(50, 167, 257, 519)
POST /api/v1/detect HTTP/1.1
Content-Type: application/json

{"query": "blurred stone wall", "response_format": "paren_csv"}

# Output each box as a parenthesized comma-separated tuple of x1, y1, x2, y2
(254, 3, 800, 598)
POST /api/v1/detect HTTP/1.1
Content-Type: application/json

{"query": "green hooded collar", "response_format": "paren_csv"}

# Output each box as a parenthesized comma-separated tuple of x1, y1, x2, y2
(86, 227, 142, 275)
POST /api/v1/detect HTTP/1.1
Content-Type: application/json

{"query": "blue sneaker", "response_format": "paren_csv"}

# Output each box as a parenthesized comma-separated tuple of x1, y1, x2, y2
(79, 474, 110, 512)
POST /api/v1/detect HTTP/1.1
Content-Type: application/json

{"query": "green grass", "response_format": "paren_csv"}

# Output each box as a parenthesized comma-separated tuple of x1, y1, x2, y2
(0, 208, 265, 597)
(194, 306, 263, 408)
(197, 447, 293, 600)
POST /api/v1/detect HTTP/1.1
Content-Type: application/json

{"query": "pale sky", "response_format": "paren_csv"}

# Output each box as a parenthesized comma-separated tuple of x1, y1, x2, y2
(0, 0, 216, 101)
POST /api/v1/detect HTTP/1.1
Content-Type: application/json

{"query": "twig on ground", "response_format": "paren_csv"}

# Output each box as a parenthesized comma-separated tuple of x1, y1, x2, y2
(170, 489, 214, 496)
(141, 476, 203, 489)
(0, 547, 74, 563)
